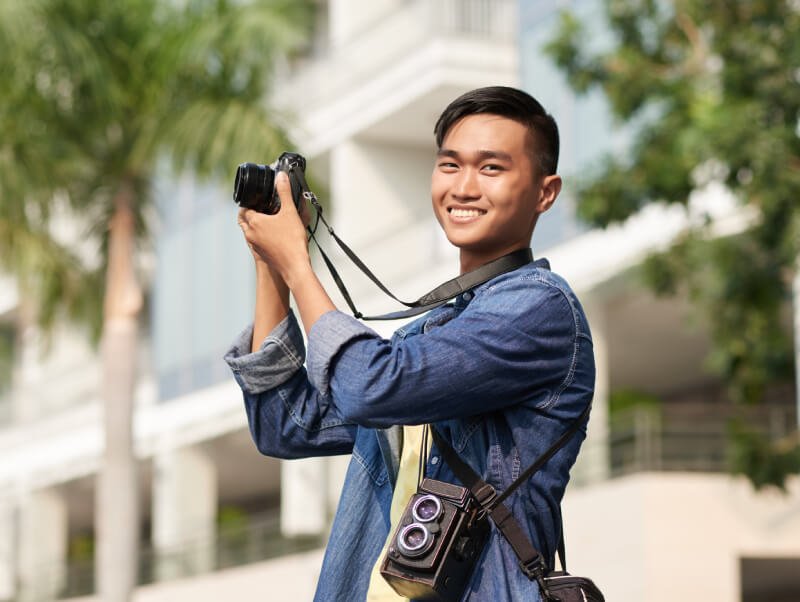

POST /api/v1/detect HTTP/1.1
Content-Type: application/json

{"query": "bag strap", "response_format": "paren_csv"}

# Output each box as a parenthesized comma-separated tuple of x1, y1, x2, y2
(493, 403, 590, 509)
(429, 404, 590, 594)
(304, 194, 535, 321)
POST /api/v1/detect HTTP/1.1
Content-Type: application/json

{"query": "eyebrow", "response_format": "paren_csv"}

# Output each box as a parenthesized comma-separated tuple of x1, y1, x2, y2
(436, 148, 514, 162)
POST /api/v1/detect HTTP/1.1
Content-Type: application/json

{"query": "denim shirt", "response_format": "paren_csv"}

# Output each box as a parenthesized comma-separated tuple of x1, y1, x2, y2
(224, 259, 595, 602)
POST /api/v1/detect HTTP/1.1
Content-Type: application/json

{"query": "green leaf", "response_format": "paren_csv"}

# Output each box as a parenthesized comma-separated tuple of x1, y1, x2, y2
(546, 0, 800, 488)
(0, 0, 313, 334)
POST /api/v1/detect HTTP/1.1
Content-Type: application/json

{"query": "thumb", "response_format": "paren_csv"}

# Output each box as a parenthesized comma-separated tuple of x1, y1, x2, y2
(275, 171, 298, 216)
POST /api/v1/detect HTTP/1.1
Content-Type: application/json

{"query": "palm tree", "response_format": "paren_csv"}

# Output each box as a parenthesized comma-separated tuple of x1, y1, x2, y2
(0, 0, 313, 599)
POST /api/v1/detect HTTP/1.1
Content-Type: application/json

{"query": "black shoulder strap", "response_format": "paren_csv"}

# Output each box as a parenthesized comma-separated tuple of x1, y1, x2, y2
(429, 403, 590, 585)
(306, 202, 534, 321)
(493, 403, 590, 508)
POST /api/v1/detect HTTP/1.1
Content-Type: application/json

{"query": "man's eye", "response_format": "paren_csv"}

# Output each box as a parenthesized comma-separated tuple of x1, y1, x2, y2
(482, 164, 503, 172)
(438, 162, 458, 169)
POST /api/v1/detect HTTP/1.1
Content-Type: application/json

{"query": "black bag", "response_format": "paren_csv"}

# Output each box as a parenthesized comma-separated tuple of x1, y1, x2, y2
(543, 571, 605, 602)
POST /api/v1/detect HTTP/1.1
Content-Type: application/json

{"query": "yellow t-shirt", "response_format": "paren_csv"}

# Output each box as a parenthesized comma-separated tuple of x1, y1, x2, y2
(365, 425, 430, 601)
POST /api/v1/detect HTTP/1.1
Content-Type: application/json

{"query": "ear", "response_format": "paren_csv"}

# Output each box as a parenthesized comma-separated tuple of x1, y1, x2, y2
(534, 174, 562, 215)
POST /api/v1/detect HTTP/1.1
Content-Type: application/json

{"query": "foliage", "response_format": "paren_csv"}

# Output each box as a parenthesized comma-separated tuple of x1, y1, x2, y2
(641, 233, 794, 404)
(608, 388, 661, 416)
(0, 0, 313, 339)
(217, 505, 250, 533)
(217, 505, 250, 565)
(546, 0, 800, 487)
(0, 324, 13, 396)
(728, 420, 800, 491)
(68, 532, 96, 564)
(0, 1, 313, 596)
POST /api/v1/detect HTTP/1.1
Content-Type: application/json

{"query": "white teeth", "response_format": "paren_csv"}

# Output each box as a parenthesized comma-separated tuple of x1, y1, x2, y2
(450, 208, 484, 217)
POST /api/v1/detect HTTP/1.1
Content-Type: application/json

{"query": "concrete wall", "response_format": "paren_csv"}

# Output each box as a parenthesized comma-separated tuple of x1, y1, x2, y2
(66, 548, 325, 602)
(562, 473, 800, 602)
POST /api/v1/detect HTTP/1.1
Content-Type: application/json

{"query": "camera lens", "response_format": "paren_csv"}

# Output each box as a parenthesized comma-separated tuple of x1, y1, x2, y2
(412, 495, 442, 523)
(233, 162, 274, 211)
(397, 523, 433, 558)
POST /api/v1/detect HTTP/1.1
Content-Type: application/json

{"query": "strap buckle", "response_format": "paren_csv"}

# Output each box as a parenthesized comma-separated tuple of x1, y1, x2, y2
(473, 483, 496, 521)
(520, 556, 559, 601)
(519, 554, 547, 581)
(474, 482, 496, 507)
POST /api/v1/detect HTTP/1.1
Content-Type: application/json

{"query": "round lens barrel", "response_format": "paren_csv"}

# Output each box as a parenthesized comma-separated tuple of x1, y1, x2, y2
(233, 162, 273, 210)
(396, 523, 433, 558)
(412, 495, 442, 523)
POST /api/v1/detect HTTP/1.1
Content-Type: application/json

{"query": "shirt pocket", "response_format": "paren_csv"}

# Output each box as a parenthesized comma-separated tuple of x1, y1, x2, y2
(443, 415, 487, 453)
(351, 428, 388, 486)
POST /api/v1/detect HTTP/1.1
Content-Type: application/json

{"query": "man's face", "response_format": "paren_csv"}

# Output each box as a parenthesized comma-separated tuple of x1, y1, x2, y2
(431, 113, 559, 272)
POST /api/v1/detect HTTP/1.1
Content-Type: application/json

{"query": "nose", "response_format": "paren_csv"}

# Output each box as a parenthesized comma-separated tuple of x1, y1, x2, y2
(452, 167, 480, 200)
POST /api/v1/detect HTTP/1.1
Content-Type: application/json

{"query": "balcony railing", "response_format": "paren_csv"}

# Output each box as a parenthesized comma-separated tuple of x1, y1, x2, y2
(610, 408, 730, 474)
(137, 512, 323, 587)
(574, 403, 798, 485)
(21, 510, 324, 601)
(279, 0, 516, 111)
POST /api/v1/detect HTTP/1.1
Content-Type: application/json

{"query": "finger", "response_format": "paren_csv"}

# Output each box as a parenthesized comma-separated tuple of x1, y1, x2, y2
(240, 207, 265, 229)
(238, 209, 265, 243)
(237, 208, 250, 229)
(275, 171, 299, 216)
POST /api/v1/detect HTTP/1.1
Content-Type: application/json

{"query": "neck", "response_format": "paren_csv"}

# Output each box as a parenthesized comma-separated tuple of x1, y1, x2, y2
(458, 245, 531, 275)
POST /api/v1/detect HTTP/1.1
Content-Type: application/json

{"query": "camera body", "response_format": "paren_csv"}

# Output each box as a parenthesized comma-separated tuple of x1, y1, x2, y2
(380, 478, 490, 601)
(232, 151, 309, 214)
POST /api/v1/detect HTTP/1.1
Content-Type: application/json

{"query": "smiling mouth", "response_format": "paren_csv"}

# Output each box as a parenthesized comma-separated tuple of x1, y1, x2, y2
(448, 207, 487, 218)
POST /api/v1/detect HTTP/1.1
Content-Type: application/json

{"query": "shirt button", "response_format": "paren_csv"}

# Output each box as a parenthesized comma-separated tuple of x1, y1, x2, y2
(462, 291, 473, 302)
(430, 456, 439, 465)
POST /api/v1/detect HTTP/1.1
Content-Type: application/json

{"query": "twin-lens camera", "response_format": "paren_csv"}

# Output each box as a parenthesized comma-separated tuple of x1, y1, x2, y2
(380, 478, 490, 601)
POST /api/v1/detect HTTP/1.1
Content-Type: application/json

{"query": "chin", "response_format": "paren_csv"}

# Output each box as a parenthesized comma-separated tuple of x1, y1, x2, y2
(443, 227, 485, 246)
(446, 234, 481, 250)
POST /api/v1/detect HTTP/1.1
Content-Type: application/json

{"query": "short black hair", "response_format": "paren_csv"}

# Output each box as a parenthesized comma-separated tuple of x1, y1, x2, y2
(433, 86, 560, 176)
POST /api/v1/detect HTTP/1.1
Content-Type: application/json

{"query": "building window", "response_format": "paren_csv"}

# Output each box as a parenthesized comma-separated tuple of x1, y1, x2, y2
(741, 557, 800, 602)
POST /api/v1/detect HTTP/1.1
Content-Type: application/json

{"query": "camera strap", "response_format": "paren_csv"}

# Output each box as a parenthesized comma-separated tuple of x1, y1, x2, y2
(304, 193, 534, 320)
(428, 403, 590, 596)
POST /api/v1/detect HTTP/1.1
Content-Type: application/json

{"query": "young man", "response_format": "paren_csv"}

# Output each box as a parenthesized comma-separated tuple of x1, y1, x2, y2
(225, 86, 595, 601)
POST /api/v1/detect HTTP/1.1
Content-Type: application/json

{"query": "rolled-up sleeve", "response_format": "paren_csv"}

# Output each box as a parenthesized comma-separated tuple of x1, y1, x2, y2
(224, 310, 306, 394)
(224, 310, 356, 458)
(306, 310, 376, 396)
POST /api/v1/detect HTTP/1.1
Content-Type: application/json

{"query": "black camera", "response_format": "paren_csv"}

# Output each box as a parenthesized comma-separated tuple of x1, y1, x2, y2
(380, 478, 490, 601)
(232, 151, 309, 215)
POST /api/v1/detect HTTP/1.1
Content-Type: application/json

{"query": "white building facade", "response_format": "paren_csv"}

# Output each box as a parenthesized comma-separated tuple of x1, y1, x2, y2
(0, 1, 798, 601)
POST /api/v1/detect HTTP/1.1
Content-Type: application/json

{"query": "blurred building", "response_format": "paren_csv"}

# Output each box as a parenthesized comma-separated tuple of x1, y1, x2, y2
(0, 1, 798, 601)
